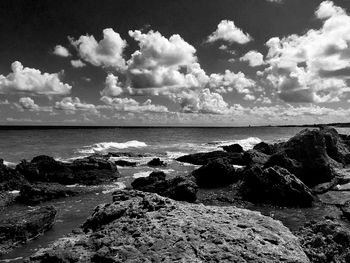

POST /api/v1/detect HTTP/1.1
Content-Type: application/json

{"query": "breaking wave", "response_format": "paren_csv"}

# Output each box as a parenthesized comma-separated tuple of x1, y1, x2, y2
(78, 140, 147, 154)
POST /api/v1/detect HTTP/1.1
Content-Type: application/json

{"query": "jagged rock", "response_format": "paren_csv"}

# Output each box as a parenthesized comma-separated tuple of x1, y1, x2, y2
(297, 219, 350, 263)
(131, 171, 197, 202)
(243, 149, 269, 166)
(115, 160, 137, 167)
(239, 166, 314, 207)
(253, 142, 278, 155)
(17, 183, 82, 204)
(221, 143, 243, 153)
(147, 158, 166, 167)
(340, 200, 350, 221)
(176, 151, 244, 166)
(0, 206, 56, 256)
(0, 192, 16, 211)
(0, 160, 27, 191)
(28, 190, 309, 263)
(190, 159, 239, 188)
(16, 155, 119, 185)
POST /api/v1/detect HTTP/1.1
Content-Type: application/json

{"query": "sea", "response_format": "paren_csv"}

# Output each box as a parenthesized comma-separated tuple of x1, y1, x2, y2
(1, 126, 350, 262)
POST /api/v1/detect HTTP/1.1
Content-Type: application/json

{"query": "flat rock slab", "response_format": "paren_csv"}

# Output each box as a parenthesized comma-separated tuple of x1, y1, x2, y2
(318, 191, 350, 205)
(28, 190, 309, 263)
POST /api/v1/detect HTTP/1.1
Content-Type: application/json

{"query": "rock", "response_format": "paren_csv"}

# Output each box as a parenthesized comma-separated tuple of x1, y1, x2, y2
(17, 183, 82, 204)
(253, 142, 279, 155)
(0, 206, 56, 256)
(297, 219, 350, 263)
(176, 151, 244, 166)
(16, 155, 119, 185)
(131, 171, 197, 202)
(243, 149, 269, 166)
(0, 192, 16, 211)
(115, 160, 137, 167)
(221, 143, 243, 153)
(265, 128, 344, 187)
(239, 166, 314, 207)
(28, 190, 309, 263)
(0, 160, 28, 191)
(190, 159, 239, 188)
(312, 178, 340, 194)
(340, 200, 350, 221)
(147, 158, 166, 167)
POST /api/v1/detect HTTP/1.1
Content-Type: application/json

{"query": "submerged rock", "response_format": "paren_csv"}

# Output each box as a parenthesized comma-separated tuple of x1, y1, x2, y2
(239, 166, 314, 207)
(190, 158, 239, 188)
(297, 219, 350, 263)
(17, 183, 82, 204)
(131, 171, 197, 202)
(28, 190, 309, 263)
(176, 151, 244, 166)
(115, 160, 137, 167)
(221, 143, 243, 153)
(16, 155, 119, 185)
(0, 206, 56, 256)
(147, 158, 166, 167)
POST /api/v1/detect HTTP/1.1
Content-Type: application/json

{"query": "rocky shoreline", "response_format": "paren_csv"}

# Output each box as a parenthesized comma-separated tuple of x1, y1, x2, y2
(2, 126, 350, 261)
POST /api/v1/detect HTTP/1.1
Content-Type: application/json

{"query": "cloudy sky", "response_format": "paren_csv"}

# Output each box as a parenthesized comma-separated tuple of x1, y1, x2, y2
(1, 0, 350, 126)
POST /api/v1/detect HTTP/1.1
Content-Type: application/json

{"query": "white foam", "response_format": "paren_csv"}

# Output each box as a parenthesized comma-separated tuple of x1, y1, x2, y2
(218, 137, 262, 151)
(78, 140, 147, 154)
(102, 182, 126, 194)
(8, 190, 19, 194)
(133, 171, 152, 178)
(3, 160, 16, 168)
(166, 151, 188, 159)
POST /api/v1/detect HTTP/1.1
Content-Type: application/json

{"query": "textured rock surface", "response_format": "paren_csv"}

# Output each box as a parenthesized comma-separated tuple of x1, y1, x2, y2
(190, 159, 239, 188)
(16, 155, 119, 185)
(115, 160, 137, 167)
(147, 158, 166, 167)
(221, 143, 243, 153)
(131, 171, 197, 202)
(239, 166, 314, 207)
(176, 151, 244, 166)
(297, 219, 350, 263)
(0, 160, 27, 191)
(0, 206, 57, 256)
(28, 190, 309, 263)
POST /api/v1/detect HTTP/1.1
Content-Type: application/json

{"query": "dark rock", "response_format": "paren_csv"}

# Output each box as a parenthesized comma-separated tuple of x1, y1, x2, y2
(0, 160, 28, 191)
(115, 160, 137, 167)
(28, 190, 309, 263)
(0, 192, 16, 211)
(176, 151, 244, 166)
(16, 155, 119, 185)
(147, 158, 166, 167)
(340, 200, 350, 221)
(131, 171, 197, 202)
(0, 206, 56, 256)
(297, 219, 350, 263)
(190, 159, 239, 188)
(221, 143, 243, 153)
(17, 183, 82, 204)
(239, 166, 314, 207)
(253, 142, 277, 155)
(243, 149, 269, 166)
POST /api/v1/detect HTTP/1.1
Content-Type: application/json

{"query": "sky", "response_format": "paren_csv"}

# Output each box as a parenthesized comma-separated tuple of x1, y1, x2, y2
(1, 0, 350, 126)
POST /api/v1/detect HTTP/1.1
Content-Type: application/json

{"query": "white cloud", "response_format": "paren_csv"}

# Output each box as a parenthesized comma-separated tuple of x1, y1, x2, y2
(263, 1, 350, 103)
(101, 73, 123, 97)
(71, 59, 86, 68)
(55, 97, 98, 114)
(0, 61, 71, 96)
(206, 20, 252, 44)
(101, 96, 168, 113)
(240, 50, 266, 67)
(266, 0, 283, 3)
(52, 45, 71, 57)
(70, 28, 127, 69)
(16, 97, 52, 112)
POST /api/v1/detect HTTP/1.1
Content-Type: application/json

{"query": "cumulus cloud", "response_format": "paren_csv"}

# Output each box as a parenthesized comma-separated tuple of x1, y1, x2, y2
(0, 61, 71, 96)
(206, 20, 252, 44)
(70, 28, 127, 70)
(52, 45, 71, 57)
(55, 97, 98, 114)
(15, 97, 52, 112)
(262, 1, 350, 103)
(71, 59, 86, 68)
(101, 96, 168, 113)
(240, 51, 266, 67)
(100, 73, 123, 97)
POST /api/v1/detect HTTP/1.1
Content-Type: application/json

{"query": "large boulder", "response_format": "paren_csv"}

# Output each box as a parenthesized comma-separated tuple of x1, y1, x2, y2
(176, 151, 244, 166)
(0, 206, 56, 256)
(17, 183, 82, 204)
(16, 155, 119, 185)
(131, 171, 197, 202)
(28, 190, 309, 263)
(190, 159, 239, 188)
(253, 142, 280, 155)
(297, 219, 350, 263)
(239, 166, 314, 207)
(147, 158, 166, 167)
(221, 143, 243, 153)
(0, 160, 27, 191)
(243, 149, 269, 166)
